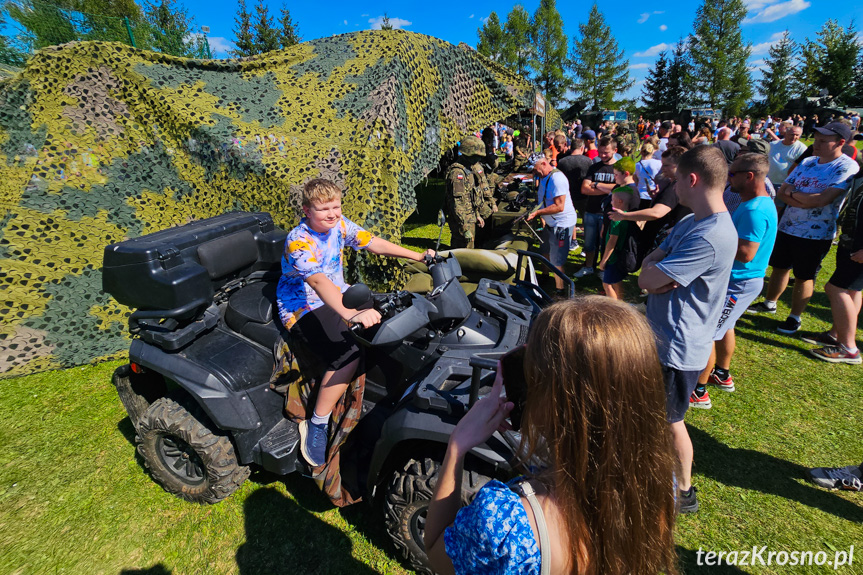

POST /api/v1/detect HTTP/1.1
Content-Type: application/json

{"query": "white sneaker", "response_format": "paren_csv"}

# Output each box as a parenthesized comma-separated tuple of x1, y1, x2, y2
(572, 267, 594, 279)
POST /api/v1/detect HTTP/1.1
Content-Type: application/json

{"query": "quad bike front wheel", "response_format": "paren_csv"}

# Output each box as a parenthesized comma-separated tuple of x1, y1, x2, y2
(384, 457, 491, 575)
(136, 397, 250, 504)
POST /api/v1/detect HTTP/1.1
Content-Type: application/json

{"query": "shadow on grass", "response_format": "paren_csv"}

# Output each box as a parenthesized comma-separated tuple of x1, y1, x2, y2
(689, 426, 863, 523)
(677, 546, 752, 574)
(236, 486, 379, 575)
(120, 565, 172, 575)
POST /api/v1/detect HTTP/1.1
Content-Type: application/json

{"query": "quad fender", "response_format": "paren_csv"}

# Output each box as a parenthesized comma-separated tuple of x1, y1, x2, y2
(129, 339, 264, 432)
(366, 405, 512, 497)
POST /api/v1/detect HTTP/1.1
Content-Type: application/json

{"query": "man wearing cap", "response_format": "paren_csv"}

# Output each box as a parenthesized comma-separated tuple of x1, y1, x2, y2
(767, 124, 805, 191)
(748, 122, 860, 334)
(582, 129, 598, 160)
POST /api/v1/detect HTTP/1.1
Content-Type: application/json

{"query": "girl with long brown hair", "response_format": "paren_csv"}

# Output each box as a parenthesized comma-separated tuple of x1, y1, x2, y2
(425, 297, 679, 575)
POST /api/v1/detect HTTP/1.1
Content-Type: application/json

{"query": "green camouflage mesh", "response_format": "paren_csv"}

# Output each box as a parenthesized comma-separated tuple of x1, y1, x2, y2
(0, 30, 537, 377)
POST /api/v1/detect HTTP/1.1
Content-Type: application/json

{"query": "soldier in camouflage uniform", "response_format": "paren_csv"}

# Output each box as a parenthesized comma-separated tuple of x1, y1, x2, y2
(445, 135, 495, 248)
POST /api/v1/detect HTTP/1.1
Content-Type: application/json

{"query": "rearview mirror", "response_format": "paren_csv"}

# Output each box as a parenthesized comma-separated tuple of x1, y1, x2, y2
(342, 284, 372, 310)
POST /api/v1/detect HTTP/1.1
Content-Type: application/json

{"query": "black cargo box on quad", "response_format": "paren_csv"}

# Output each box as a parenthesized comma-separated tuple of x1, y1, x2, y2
(103, 212, 287, 318)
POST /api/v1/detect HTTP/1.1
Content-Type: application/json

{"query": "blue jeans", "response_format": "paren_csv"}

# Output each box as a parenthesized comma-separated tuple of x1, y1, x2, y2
(583, 212, 603, 266)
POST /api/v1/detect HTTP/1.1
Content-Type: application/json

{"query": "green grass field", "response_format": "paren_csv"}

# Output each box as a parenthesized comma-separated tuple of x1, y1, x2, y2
(2, 179, 862, 574)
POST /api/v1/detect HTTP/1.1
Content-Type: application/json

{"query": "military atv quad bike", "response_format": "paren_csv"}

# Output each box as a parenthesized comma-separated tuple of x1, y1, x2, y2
(102, 211, 572, 573)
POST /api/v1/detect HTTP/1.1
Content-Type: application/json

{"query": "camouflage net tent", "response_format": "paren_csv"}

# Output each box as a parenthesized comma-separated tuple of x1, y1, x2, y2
(0, 30, 539, 378)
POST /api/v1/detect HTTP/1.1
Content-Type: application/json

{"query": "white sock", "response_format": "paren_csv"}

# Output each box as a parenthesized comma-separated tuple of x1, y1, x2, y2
(841, 344, 859, 355)
(311, 410, 331, 426)
(764, 300, 777, 307)
(788, 314, 801, 322)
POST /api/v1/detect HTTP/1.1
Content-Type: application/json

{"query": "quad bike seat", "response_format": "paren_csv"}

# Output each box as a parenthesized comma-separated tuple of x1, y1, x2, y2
(225, 281, 282, 350)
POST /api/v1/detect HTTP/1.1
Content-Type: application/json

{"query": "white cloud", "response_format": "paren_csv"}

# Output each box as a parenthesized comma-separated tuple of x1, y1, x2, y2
(634, 42, 671, 57)
(192, 35, 234, 57)
(629, 63, 651, 69)
(638, 11, 664, 24)
(480, 15, 490, 24)
(748, 58, 768, 71)
(361, 13, 369, 17)
(368, 15, 412, 30)
(751, 31, 785, 54)
(343, 19, 348, 25)
(743, 0, 810, 24)
(659, 24, 668, 31)
(469, 14, 474, 19)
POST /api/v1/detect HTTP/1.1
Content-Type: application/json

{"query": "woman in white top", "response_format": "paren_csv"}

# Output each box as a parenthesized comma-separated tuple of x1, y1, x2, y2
(635, 142, 663, 207)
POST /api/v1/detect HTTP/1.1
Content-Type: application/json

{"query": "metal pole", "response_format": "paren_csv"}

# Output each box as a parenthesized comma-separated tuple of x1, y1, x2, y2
(124, 17, 136, 48)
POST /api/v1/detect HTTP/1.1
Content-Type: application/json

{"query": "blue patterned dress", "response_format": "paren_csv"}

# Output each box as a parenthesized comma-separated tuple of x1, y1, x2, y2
(444, 480, 541, 574)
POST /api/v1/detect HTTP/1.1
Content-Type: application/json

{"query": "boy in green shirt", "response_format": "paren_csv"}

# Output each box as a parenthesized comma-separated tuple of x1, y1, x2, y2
(599, 158, 640, 299)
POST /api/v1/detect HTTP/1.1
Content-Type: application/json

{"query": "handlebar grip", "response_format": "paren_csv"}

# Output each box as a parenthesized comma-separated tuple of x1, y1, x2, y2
(349, 323, 363, 334)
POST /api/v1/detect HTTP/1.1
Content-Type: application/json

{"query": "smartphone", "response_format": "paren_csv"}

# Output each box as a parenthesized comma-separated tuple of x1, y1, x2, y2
(500, 345, 528, 431)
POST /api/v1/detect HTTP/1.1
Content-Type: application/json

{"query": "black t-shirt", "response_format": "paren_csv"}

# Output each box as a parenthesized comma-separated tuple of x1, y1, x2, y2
(557, 154, 592, 201)
(584, 161, 616, 213)
(714, 140, 741, 164)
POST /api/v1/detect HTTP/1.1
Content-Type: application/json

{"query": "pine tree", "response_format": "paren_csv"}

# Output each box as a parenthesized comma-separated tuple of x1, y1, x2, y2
(641, 51, 670, 115)
(277, 5, 301, 48)
(501, 5, 533, 78)
(253, 0, 279, 53)
(231, 0, 256, 57)
(380, 14, 394, 31)
(793, 37, 820, 97)
(530, 0, 569, 106)
(759, 31, 795, 114)
(568, 3, 633, 111)
(816, 20, 859, 99)
(477, 12, 506, 62)
(688, 0, 752, 114)
(667, 39, 692, 111)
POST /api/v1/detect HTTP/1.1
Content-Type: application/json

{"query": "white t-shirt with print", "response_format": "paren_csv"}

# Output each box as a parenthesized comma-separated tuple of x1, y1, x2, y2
(779, 155, 860, 240)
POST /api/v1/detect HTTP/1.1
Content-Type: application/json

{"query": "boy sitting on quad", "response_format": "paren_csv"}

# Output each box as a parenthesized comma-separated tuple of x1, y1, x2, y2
(277, 179, 434, 467)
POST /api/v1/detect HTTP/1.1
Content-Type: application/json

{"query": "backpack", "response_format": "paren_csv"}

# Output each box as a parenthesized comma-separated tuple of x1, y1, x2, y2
(618, 222, 644, 274)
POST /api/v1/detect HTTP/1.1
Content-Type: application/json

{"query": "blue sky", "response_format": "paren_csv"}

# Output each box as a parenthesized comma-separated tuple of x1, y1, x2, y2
(187, 0, 861, 102)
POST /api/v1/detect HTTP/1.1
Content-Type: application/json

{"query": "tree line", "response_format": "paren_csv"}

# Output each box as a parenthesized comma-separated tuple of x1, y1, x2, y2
(478, 0, 863, 117)
(0, 0, 301, 65)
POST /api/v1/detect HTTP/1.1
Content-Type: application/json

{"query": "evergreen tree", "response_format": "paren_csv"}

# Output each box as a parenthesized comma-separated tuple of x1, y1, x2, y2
(641, 51, 670, 115)
(477, 12, 506, 62)
(253, 0, 279, 53)
(501, 5, 533, 78)
(759, 31, 795, 114)
(794, 20, 860, 100)
(568, 3, 633, 111)
(688, 0, 752, 114)
(380, 14, 394, 31)
(277, 5, 301, 49)
(230, 0, 256, 57)
(530, 0, 569, 107)
(667, 39, 692, 111)
(816, 20, 859, 99)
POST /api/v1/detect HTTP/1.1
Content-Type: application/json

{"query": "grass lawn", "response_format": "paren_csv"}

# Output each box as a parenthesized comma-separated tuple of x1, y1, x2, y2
(2, 178, 862, 574)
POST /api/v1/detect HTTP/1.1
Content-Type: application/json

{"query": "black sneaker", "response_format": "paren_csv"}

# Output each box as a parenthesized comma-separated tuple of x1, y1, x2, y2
(776, 316, 802, 335)
(747, 300, 777, 314)
(678, 486, 699, 514)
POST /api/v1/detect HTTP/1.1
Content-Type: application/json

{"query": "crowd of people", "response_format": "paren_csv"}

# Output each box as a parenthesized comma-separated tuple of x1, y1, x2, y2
(276, 110, 861, 572)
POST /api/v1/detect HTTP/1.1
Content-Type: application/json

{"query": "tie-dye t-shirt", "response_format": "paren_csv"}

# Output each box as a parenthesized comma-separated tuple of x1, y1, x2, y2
(276, 217, 373, 330)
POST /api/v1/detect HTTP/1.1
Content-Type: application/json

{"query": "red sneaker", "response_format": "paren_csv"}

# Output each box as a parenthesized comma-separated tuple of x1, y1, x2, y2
(708, 371, 735, 392)
(689, 389, 712, 409)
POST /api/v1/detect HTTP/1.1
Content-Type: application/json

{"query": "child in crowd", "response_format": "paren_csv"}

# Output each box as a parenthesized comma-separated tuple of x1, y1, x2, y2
(277, 179, 434, 468)
(503, 134, 513, 162)
(598, 158, 640, 299)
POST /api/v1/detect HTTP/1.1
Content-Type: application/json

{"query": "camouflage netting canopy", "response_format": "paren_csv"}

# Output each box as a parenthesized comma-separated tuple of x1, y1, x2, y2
(0, 30, 539, 377)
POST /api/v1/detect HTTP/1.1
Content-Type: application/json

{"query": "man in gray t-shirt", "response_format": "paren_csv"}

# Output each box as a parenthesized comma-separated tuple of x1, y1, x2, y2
(639, 146, 737, 513)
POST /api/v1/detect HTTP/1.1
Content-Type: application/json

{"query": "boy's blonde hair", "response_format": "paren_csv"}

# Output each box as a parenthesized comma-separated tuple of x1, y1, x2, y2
(302, 178, 342, 207)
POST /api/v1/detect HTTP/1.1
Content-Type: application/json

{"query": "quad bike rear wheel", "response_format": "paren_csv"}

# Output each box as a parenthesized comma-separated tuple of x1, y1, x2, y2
(384, 457, 491, 574)
(136, 397, 250, 504)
